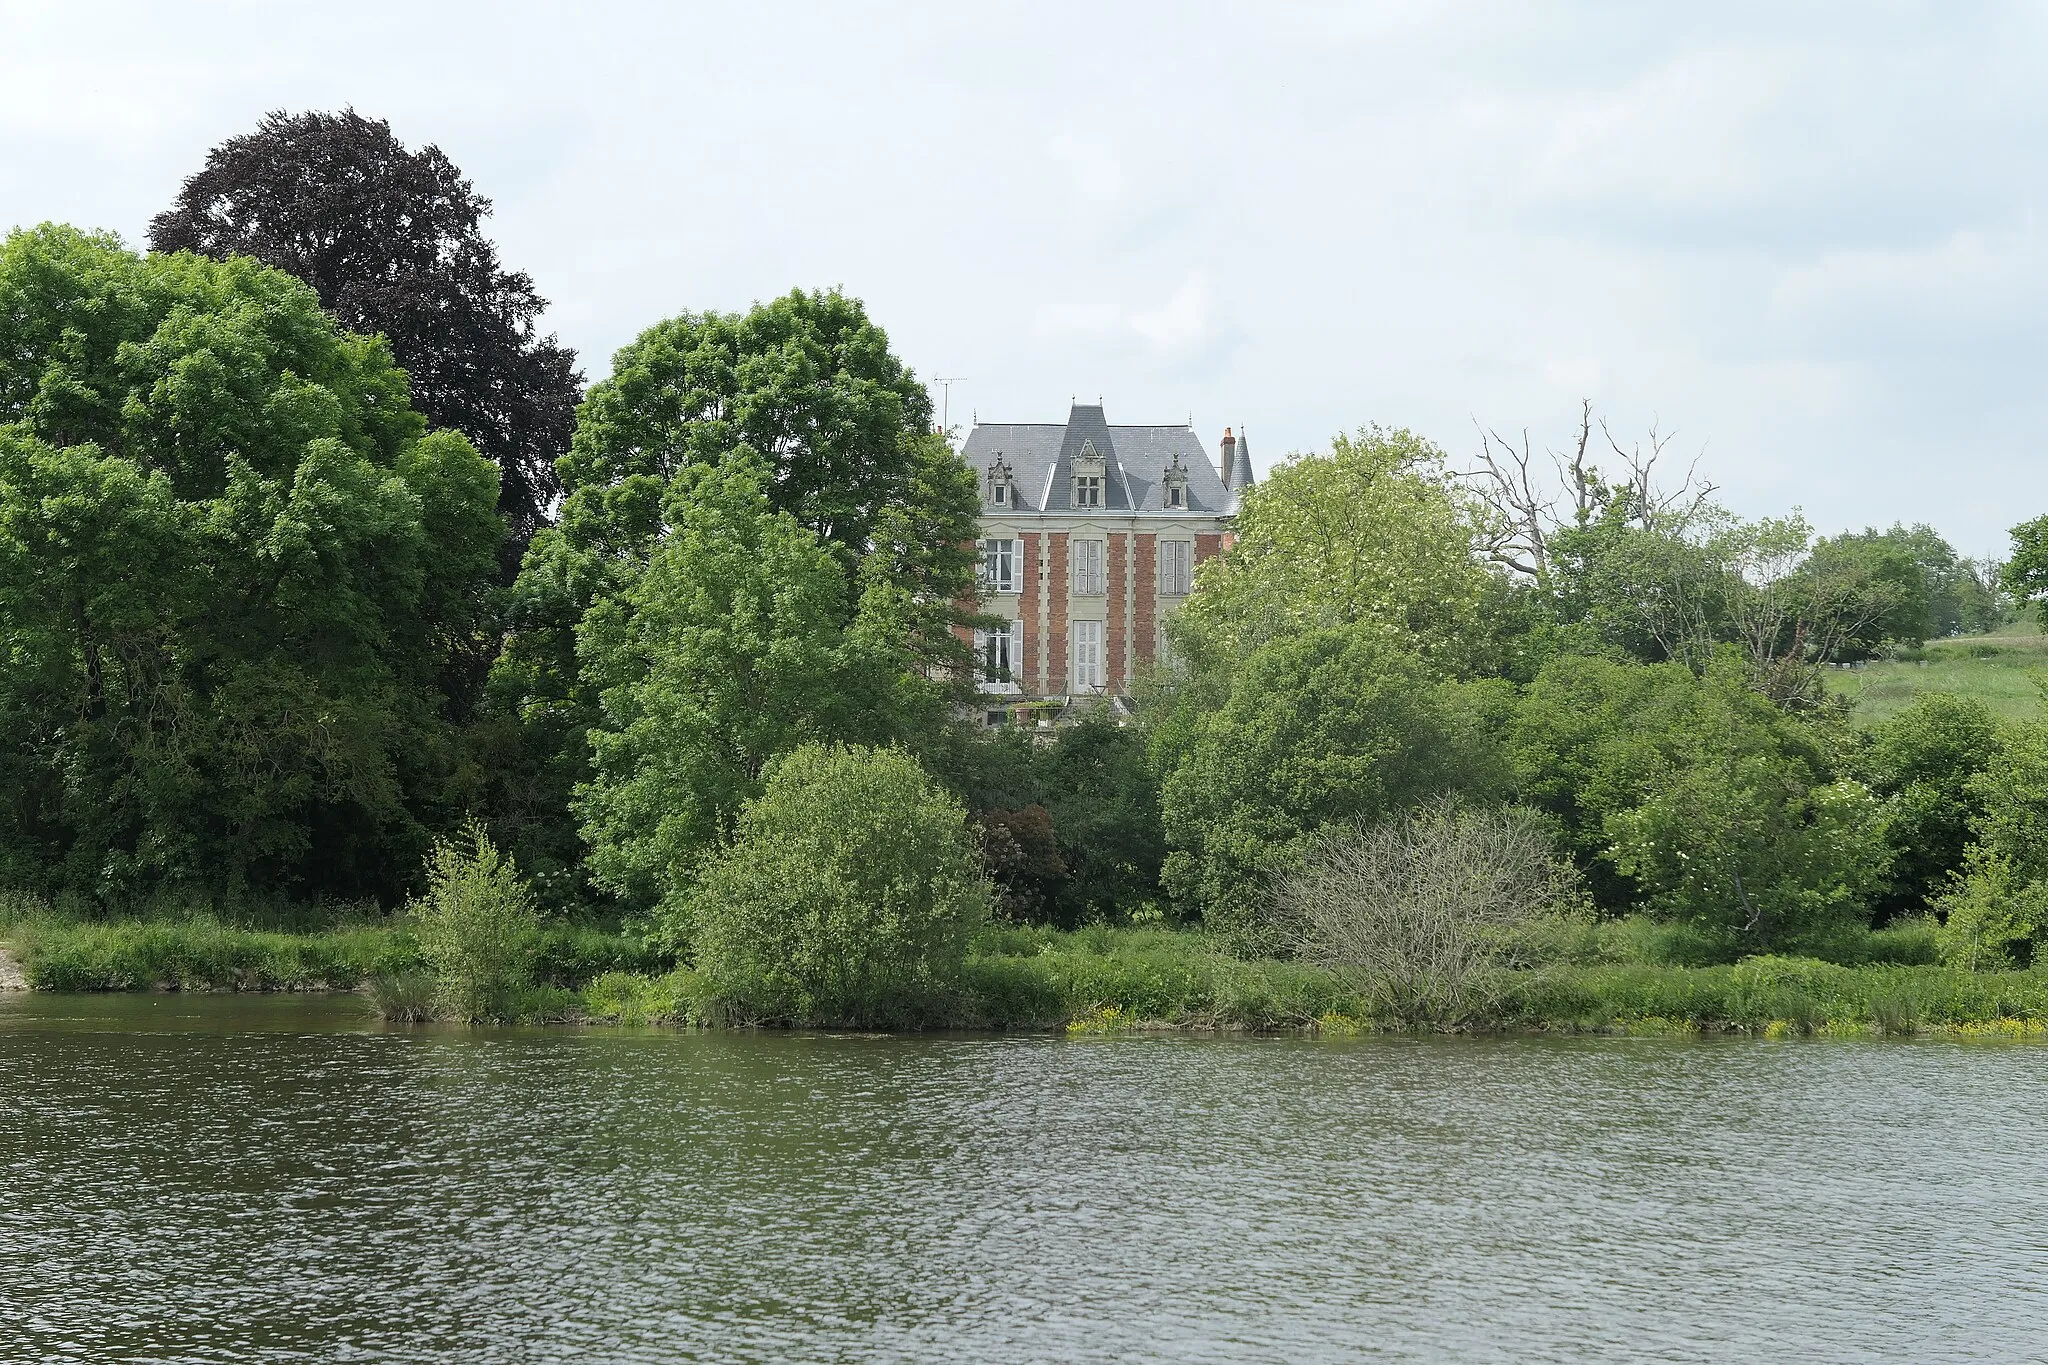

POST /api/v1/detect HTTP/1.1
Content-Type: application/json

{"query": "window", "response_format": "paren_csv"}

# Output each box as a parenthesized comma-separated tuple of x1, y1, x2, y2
(976, 621, 1016, 684)
(1166, 482, 1186, 509)
(992, 482, 1009, 507)
(1073, 475, 1103, 508)
(978, 537, 1016, 593)
(1160, 540, 1193, 597)
(1072, 619, 1104, 691)
(1071, 538, 1105, 596)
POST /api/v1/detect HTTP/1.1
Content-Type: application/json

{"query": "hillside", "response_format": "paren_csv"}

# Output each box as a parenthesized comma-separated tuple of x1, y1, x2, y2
(1828, 620, 2048, 725)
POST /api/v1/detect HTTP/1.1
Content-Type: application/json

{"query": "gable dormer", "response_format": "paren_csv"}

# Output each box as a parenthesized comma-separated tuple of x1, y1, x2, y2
(1162, 450, 1191, 510)
(985, 452, 1015, 508)
(1071, 438, 1107, 509)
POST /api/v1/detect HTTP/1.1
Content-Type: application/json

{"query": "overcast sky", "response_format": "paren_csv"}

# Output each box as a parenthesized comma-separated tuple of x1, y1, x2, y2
(3, 1, 2041, 552)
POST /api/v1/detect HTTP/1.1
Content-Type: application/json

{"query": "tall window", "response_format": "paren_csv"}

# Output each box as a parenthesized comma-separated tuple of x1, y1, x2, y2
(1073, 475, 1103, 508)
(1166, 482, 1186, 509)
(992, 481, 1009, 507)
(978, 537, 1016, 593)
(1071, 538, 1105, 596)
(1160, 540, 1193, 597)
(1072, 620, 1104, 691)
(976, 622, 1016, 684)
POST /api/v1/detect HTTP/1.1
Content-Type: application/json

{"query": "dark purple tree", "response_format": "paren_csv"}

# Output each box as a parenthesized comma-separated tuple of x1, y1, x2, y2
(150, 109, 580, 551)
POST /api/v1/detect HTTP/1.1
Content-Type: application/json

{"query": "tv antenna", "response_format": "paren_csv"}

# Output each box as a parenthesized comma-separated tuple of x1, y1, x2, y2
(933, 376, 967, 435)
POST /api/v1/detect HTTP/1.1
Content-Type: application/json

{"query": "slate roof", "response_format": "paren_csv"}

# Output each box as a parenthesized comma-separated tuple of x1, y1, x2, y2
(962, 404, 1240, 515)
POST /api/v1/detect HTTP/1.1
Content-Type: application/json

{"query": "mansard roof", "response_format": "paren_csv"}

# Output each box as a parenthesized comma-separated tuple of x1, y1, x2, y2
(962, 403, 1239, 515)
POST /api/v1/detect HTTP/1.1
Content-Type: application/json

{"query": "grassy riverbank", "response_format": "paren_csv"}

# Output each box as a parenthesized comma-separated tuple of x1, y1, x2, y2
(6, 907, 2043, 1037)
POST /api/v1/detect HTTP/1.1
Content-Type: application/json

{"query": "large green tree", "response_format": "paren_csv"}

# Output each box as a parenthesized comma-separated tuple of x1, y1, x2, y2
(1169, 425, 1495, 680)
(0, 225, 503, 901)
(149, 109, 581, 548)
(1156, 624, 1513, 951)
(573, 454, 950, 916)
(490, 290, 979, 890)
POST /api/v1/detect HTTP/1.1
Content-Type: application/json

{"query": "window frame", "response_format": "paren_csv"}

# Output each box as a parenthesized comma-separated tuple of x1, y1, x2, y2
(979, 536, 1017, 594)
(1071, 619, 1104, 692)
(1071, 537, 1106, 596)
(1160, 539, 1193, 597)
(1072, 474, 1103, 508)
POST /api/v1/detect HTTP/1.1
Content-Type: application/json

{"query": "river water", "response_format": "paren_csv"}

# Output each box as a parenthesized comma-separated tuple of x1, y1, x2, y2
(1, 994, 2044, 1363)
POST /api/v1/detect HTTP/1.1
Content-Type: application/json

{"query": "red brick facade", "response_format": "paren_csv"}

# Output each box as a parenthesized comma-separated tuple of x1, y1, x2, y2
(1133, 532, 1158, 685)
(1046, 534, 1069, 696)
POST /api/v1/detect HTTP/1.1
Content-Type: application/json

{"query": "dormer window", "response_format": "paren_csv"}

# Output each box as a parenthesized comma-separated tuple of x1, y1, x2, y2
(986, 453, 1014, 508)
(1163, 451, 1190, 510)
(1072, 438, 1107, 509)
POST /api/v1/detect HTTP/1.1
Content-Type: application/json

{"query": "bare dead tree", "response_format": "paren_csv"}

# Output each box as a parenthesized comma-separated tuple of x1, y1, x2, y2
(1277, 801, 1581, 1026)
(1601, 416, 1719, 533)
(1462, 400, 1719, 579)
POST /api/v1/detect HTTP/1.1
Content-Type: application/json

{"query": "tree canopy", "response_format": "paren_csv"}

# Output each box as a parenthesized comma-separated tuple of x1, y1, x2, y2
(0, 225, 503, 902)
(149, 108, 580, 545)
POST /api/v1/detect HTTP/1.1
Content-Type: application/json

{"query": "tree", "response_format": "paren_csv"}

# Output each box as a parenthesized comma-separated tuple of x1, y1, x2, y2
(490, 292, 978, 888)
(1156, 624, 1512, 952)
(681, 743, 987, 1026)
(409, 821, 541, 1022)
(572, 454, 944, 917)
(1033, 714, 1168, 925)
(0, 225, 503, 902)
(1849, 693, 2002, 918)
(1513, 650, 1887, 954)
(149, 108, 580, 547)
(1935, 720, 2048, 969)
(1279, 800, 1581, 1024)
(1169, 425, 1496, 678)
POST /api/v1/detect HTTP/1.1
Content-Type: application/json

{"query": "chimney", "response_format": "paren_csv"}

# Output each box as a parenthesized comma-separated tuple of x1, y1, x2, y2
(1218, 427, 1235, 483)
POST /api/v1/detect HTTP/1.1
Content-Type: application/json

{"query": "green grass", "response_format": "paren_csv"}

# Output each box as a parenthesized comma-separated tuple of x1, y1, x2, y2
(575, 924, 2043, 1036)
(0, 892, 666, 994)
(1827, 630, 2048, 726)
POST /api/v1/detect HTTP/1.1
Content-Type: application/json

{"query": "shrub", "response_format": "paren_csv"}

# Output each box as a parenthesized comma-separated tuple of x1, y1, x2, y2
(1277, 801, 1580, 1024)
(679, 744, 988, 1026)
(409, 822, 541, 1022)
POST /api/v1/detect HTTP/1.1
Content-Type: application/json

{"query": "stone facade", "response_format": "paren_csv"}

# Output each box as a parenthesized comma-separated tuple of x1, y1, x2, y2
(962, 403, 1253, 712)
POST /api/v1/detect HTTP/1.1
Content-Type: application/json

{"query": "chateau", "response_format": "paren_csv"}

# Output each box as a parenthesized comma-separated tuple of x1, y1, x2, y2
(963, 402, 1253, 717)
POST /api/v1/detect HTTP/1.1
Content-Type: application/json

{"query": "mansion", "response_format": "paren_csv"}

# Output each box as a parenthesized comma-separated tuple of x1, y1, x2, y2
(964, 403, 1253, 714)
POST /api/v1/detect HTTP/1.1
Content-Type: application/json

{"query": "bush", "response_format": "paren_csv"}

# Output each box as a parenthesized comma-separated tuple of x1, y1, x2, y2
(679, 744, 988, 1026)
(409, 823, 542, 1022)
(1278, 801, 1580, 1024)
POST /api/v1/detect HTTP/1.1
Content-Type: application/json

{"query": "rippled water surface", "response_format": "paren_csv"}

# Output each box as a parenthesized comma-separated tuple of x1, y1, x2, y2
(3, 994, 2046, 1362)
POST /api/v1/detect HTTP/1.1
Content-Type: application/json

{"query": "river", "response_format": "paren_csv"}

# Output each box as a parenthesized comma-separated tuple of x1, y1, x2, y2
(1, 993, 2043, 1362)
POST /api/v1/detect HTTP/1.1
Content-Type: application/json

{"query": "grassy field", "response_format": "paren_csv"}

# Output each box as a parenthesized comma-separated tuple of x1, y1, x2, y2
(1827, 626, 2048, 725)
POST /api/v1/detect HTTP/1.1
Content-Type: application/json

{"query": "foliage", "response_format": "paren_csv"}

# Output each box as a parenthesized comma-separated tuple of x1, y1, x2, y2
(679, 744, 988, 1026)
(408, 823, 541, 1022)
(2002, 513, 2048, 608)
(492, 290, 977, 890)
(965, 714, 1167, 928)
(0, 225, 503, 904)
(1156, 624, 1512, 951)
(149, 108, 579, 546)
(1278, 801, 1583, 1024)
(1932, 718, 2048, 969)
(11, 917, 414, 991)
(1513, 650, 1889, 951)
(1169, 425, 1495, 676)
(1848, 693, 2002, 917)
(573, 456, 947, 913)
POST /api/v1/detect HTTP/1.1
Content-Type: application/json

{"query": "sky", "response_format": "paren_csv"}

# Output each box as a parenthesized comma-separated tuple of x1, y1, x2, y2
(3, 0, 2042, 554)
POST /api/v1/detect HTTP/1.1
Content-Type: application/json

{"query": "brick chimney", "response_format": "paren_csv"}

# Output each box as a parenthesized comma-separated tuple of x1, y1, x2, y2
(1218, 427, 1235, 483)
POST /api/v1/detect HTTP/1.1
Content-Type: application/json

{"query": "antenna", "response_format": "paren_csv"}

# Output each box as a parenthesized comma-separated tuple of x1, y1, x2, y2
(933, 377, 967, 436)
